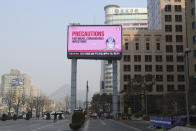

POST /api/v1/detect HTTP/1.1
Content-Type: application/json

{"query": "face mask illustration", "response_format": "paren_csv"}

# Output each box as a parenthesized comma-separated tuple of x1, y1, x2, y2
(105, 37, 116, 50)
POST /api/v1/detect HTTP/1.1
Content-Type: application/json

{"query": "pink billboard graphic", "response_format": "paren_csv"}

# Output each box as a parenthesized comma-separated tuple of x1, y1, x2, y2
(67, 25, 122, 59)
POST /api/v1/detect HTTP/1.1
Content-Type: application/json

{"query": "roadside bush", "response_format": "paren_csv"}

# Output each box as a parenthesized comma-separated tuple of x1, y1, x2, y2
(69, 112, 85, 130)
(2, 114, 8, 121)
(13, 114, 17, 120)
(25, 113, 30, 120)
(46, 113, 50, 120)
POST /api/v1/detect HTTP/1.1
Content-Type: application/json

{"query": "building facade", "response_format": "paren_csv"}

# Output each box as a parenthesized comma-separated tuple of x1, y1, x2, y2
(101, 5, 148, 95)
(120, 30, 165, 112)
(1, 69, 31, 98)
(31, 84, 40, 98)
(120, 0, 196, 113)
(186, 0, 196, 87)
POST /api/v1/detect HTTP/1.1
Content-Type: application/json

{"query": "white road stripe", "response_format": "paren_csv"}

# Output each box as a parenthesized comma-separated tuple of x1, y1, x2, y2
(83, 120, 90, 131)
(100, 120, 106, 126)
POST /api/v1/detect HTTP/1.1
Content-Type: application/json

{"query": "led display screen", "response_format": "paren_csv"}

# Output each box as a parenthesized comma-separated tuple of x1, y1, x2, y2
(67, 25, 122, 60)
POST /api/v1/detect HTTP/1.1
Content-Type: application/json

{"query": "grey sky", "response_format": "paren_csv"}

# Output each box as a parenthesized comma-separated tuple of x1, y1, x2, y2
(0, 0, 147, 99)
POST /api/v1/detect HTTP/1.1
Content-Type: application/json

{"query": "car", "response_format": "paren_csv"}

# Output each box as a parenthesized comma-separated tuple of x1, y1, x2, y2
(90, 113, 98, 119)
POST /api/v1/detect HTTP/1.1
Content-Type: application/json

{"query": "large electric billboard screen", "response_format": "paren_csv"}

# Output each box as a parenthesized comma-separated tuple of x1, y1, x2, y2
(67, 25, 122, 60)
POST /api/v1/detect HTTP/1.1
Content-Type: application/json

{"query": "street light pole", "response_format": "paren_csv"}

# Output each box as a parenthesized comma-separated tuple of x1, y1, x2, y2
(178, 48, 191, 126)
(86, 81, 89, 115)
(184, 48, 190, 126)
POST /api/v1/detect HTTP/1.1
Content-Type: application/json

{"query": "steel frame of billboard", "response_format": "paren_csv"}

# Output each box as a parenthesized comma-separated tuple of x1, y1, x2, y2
(67, 25, 122, 60)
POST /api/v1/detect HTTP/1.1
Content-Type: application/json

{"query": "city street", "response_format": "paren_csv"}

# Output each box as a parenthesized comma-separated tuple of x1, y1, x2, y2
(0, 119, 156, 131)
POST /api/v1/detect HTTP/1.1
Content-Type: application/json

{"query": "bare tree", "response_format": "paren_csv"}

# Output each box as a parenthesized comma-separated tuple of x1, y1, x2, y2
(6, 90, 14, 117)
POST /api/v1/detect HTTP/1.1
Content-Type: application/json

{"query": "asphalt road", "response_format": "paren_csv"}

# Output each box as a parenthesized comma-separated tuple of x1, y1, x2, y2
(0, 119, 156, 131)
(80, 119, 156, 131)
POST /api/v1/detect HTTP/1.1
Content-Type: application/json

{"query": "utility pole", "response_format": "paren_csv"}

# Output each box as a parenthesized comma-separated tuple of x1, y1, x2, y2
(86, 81, 89, 115)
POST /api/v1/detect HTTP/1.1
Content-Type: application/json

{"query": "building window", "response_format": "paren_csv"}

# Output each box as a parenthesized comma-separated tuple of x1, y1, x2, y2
(166, 55, 173, 62)
(145, 74, 153, 82)
(175, 0, 181, 2)
(165, 0, 171, 2)
(156, 75, 163, 82)
(124, 55, 130, 62)
(177, 65, 184, 72)
(175, 5, 181, 12)
(193, 36, 196, 43)
(146, 43, 150, 50)
(167, 65, 174, 72)
(165, 35, 172, 42)
(156, 43, 160, 50)
(124, 75, 131, 82)
(124, 65, 131, 72)
(167, 85, 174, 91)
(165, 5, 171, 11)
(124, 84, 128, 90)
(145, 55, 152, 62)
(178, 75, 185, 81)
(156, 85, 163, 92)
(194, 50, 196, 57)
(176, 35, 183, 42)
(134, 55, 141, 62)
(176, 25, 182, 32)
(192, 8, 195, 15)
(176, 45, 183, 52)
(178, 85, 185, 91)
(134, 75, 141, 79)
(175, 15, 182, 22)
(166, 45, 173, 52)
(177, 56, 184, 62)
(125, 43, 128, 50)
(167, 75, 174, 82)
(134, 65, 141, 72)
(165, 25, 172, 32)
(192, 22, 196, 29)
(156, 65, 163, 72)
(135, 43, 139, 50)
(145, 65, 152, 72)
(165, 15, 172, 22)
(155, 55, 162, 62)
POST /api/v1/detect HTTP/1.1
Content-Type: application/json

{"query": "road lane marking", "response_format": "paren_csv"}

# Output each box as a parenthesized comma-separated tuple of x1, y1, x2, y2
(83, 120, 90, 131)
(100, 120, 106, 126)
(110, 120, 142, 131)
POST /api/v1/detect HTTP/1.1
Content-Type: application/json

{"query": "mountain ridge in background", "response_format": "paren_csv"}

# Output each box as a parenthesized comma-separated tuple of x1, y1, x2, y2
(49, 84, 86, 104)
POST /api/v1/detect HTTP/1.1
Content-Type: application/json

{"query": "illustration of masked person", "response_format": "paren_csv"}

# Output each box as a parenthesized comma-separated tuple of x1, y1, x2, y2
(105, 37, 117, 50)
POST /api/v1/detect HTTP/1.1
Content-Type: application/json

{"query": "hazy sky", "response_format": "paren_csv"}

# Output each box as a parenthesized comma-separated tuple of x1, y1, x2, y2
(0, 0, 147, 99)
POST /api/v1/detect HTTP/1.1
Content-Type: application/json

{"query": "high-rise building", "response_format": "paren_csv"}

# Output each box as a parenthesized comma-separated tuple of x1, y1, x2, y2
(104, 5, 148, 30)
(1, 69, 31, 98)
(120, 0, 196, 113)
(101, 5, 148, 95)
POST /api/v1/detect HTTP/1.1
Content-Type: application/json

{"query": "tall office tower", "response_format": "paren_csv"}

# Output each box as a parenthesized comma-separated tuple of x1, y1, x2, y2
(119, 0, 196, 113)
(101, 5, 148, 95)
(1, 69, 31, 98)
(186, 0, 196, 109)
